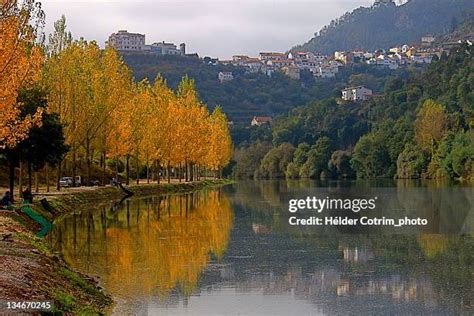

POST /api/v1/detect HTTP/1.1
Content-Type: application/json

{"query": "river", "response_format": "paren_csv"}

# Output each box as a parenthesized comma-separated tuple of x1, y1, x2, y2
(47, 180, 474, 315)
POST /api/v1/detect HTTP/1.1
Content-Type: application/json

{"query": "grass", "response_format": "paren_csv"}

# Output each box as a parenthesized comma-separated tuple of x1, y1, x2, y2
(60, 268, 102, 296)
(16, 232, 51, 255)
(53, 291, 76, 312)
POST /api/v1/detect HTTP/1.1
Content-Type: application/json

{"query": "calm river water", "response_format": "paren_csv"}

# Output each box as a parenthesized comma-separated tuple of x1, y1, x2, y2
(47, 180, 473, 315)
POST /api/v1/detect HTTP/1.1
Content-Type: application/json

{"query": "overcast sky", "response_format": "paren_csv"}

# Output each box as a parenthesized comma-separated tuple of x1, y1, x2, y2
(41, 0, 375, 59)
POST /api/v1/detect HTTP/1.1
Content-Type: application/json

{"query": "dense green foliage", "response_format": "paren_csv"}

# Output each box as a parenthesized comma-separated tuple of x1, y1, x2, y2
(233, 44, 473, 181)
(294, 0, 474, 54)
(122, 54, 401, 123)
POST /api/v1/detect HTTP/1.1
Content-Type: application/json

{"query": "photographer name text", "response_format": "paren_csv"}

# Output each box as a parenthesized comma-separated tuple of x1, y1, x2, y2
(288, 196, 428, 227)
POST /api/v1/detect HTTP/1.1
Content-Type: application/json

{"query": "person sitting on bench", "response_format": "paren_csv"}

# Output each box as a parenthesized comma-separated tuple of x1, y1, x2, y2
(22, 188, 33, 204)
(0, 191, 12, 207)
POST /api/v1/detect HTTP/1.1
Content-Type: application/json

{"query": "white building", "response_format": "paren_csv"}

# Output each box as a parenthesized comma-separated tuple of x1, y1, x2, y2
(421, 35, 436, 47)
(314, 66, 337, 79)
(150, 41, 182, 55)
(218, 72, 234, 83)
(107, 30, 145, 51)
(341, 86, 373, 102)
(267, 59, 294, 69)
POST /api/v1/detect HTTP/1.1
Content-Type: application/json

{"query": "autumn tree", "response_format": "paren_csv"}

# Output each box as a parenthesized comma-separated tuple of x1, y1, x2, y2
(206, 106, 232, 178)
(414, 100, 447, 156)
(1, 0, 44, 149)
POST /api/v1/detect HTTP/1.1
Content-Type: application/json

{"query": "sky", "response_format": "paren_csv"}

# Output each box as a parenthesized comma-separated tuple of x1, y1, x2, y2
(41, 0, 376, 59)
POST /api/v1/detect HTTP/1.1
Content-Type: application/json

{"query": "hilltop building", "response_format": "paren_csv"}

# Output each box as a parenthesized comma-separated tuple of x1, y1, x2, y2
(149, 41, 182, 55)
(341, 86, 373, 102)
(107, 30, 145, 51)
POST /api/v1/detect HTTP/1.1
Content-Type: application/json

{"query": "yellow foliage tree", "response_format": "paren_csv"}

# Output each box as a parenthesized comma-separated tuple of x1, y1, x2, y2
(415, 99, 447, 155)
(0, 0, 44, 148)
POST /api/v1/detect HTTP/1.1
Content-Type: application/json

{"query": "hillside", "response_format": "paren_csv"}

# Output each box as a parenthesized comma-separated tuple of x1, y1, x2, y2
(293, 0, 474, 54)
(233, 43, 473, 180)
(122, 54, 400, 124)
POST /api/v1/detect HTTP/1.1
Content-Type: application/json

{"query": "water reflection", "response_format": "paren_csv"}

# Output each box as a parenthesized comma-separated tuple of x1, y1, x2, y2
(48, 181, 473, 315)
(48, 190, 233, 314)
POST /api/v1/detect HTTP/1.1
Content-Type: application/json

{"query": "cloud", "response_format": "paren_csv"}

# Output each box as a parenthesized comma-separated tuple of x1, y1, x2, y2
(41, 0, 373, 59)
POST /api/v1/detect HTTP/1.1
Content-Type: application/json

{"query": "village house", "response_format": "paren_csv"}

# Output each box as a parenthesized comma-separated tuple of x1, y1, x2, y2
(241, 59, 262, 73)
(251, 116, 273, 127)
(334, 51, 353, 64)
(314, 65, 337, 79)
(259, 52, 287, 62)
(281, 65, 301, 80)
(267, 59, 294, 69)
(341, 86, 373, 102)
(218, 72, 234, 83)
(421, 35, 436, 47)
(232, 55, 251, 63)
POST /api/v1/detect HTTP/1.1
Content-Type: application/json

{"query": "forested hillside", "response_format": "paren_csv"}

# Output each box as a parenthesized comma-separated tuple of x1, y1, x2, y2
(293, 0, 474, 54)
(233, 43, 474, 181)
(123, 54, 407, 123)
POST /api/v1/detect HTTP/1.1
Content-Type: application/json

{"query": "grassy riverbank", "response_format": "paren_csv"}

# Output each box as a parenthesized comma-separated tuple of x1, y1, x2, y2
(0, 179, 232, 314)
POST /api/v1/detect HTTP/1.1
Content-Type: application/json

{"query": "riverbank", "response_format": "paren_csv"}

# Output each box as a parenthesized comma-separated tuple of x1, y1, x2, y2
(0, 179, 232, 314)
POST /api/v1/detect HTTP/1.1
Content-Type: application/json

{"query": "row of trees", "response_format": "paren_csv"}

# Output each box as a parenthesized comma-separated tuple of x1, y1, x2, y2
(44, 35, 232, 185)
(1, 3, 232, 199)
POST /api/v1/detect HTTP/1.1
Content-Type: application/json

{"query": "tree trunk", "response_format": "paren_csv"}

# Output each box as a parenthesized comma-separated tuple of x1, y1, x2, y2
(8, 161, 15, 202)
(157, 160, 161, 184)
(179, 163, 182, 182)
(46, 164, 50, 193)
(185, 160, 188, 182)
(115, 157, 119, 181)
(86, 142, 92, 187)
(167, 162, 171, 184)
(35, 171, 39, 193)
(102, 152, 106, 186)
(136, 157, 140, 185)
(27, 162, 32, 191)
(56, 160, 62, 191)
(126, 155, 130, 185)
(72, 149, 77, 187)
(146, 156, 150, 184)
(19, 161, 23, 198)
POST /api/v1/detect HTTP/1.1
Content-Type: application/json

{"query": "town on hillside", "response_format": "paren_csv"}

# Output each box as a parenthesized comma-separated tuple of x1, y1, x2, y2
(107, 30, 472, 85)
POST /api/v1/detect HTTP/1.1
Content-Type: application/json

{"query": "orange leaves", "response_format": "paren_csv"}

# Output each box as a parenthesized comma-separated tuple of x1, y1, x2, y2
(206, 106, 233, 171)
(0, 0, 44, 148)
(43, 36, 232, 172)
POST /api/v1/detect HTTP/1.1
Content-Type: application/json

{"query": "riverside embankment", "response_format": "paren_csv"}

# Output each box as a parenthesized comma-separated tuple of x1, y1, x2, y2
(0, 179, 232, 314)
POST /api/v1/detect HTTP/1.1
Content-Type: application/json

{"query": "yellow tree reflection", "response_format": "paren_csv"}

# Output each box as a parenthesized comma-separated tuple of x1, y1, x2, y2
(55, 190, 233, 300)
